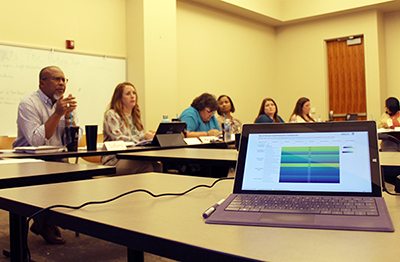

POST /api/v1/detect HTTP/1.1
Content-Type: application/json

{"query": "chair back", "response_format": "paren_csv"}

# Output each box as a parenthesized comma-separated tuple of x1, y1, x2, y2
(0, 137, 15, 149)
(78, 133, 103, 163)
(379, 133, 400, 152)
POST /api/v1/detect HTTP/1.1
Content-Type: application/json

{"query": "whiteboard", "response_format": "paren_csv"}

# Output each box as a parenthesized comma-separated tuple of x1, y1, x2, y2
(0, 43, 126, 136)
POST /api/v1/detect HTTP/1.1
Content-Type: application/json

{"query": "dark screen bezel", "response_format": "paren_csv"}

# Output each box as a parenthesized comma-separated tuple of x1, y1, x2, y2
(233, 121, 382, 197)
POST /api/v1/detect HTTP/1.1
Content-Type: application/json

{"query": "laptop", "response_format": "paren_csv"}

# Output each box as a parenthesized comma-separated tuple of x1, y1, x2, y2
(150, 122, 187, 147)
(206, 121, 394, 232)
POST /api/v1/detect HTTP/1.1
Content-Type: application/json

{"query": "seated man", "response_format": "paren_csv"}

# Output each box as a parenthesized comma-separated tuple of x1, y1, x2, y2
(13, 66, 80, 244)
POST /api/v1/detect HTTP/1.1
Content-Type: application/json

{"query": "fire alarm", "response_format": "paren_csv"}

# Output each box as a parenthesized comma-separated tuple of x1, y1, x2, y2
(66, 40, 75, 50)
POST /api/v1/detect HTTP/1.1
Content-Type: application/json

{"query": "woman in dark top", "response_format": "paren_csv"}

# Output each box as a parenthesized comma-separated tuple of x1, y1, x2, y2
(254, 98, 284, 123)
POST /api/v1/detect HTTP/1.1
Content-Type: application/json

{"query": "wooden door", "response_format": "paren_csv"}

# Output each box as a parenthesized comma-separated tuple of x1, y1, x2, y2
(327, 36, 366, 121)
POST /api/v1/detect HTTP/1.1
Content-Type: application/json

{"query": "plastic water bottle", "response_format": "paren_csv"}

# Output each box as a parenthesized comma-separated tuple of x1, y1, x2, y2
(224, 119, 232, 141)
(161, 115, 170, 122)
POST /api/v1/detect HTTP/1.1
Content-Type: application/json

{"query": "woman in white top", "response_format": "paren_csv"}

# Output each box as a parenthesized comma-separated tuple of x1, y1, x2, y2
(378, 97, 400, 129)
(102, 82, 160, 175)
(289, 97, 315, 123)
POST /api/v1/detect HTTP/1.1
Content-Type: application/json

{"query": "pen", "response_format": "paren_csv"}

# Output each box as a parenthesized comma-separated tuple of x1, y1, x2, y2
(202, 199, 225, 218)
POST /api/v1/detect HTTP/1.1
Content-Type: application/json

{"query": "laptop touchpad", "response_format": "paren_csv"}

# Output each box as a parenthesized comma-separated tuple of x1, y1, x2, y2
(259, 213, 315, 223)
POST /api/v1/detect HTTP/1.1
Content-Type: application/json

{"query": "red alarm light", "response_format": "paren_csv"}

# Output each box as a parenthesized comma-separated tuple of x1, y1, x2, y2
(66, 40, 75, 50)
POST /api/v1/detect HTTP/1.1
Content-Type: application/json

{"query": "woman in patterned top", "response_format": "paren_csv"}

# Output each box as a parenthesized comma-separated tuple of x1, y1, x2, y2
(216, 95, 242, 133)
(102, 82, 159, 175)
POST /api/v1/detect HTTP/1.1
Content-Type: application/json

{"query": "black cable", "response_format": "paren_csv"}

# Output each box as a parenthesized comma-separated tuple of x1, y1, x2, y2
(381, 168, 400, 196)
(25, 176, 233, 261)
(383, 187, 400, 196)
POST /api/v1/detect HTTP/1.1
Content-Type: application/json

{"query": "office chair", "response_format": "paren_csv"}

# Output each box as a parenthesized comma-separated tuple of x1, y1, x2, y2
(379, 133, 400, 186)
(378, 133, 400, 152)
(0, 136, 15, 149)
(345, 114, 358, 121)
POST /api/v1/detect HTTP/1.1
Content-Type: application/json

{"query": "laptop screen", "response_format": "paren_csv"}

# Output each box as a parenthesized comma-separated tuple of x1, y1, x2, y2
(234, 122, 382, 196)
(242, 131, 372, 193)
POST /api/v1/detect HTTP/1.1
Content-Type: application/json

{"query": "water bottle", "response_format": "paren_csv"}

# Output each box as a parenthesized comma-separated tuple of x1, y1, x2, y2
(223, 119, 232, 141)
(161, 115, 170, 122)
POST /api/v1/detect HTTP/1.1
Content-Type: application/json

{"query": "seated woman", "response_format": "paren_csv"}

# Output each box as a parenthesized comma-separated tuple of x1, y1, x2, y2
(378, 97, 400, 129)
(179, 93, 221, 138)
(102, 82, 160, 175)
(254, 98, 284, 123)
(289, 97, 315, 123)
(216, 95, 242, 133)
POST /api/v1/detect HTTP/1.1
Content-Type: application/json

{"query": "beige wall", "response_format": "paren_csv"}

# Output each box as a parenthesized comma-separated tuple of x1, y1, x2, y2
(0, 0, 126, 133)
(280, 0, 392, 21)
(126, 0, 178, 130)
(2, 0, 400, 130)
(275, 10, 384, 121)
(175, 2, 389, 123)
(384, 10, 400, 102)
(176, 0, 277, 125)
(0, 0, 126, 57)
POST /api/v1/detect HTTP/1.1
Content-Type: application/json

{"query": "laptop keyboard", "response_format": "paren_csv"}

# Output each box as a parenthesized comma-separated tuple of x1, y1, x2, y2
(226, 195, 379, 216)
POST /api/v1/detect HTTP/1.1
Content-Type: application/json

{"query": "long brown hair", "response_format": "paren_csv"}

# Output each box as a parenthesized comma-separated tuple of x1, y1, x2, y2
(106, 82, 143, 131)
(255, 98, 281, 122)
(290, 97, 315, 122)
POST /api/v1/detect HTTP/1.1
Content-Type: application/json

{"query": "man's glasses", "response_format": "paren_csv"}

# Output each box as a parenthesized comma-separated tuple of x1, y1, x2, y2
(41, 76, 69, 83)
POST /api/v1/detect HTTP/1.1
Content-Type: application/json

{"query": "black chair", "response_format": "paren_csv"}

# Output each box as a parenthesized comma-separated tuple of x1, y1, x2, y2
(379, 133, 400, 185)
(345, 114, 358, 121)
(378, 133, 400, 152)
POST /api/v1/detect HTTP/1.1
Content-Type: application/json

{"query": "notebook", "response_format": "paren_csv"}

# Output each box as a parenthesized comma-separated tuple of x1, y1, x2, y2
(206, 121, 394, 232)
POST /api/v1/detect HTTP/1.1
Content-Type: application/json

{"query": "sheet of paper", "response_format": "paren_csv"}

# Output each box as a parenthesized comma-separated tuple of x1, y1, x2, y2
(198, 136, 219, 143)
(103, 141, 127, 151)
(0, 158, 44, 164)
(184, 137, 202, 145)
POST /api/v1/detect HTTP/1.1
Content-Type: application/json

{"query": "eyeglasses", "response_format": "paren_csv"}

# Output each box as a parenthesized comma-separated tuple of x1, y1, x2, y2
(42, 76, 69, 83)
(205, 108, 215, 114)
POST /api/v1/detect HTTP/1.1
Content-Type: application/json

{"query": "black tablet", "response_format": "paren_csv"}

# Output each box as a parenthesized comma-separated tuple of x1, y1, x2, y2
(151, 122, 187, 147)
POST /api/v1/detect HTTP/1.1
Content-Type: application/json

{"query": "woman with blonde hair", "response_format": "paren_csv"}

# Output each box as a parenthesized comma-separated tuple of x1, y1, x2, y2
(102, 82, 159, 175)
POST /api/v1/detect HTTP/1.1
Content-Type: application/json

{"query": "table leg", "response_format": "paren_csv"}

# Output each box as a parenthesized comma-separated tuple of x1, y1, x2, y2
(9, 212, 28, 262)
(127, 248, 144, 262)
